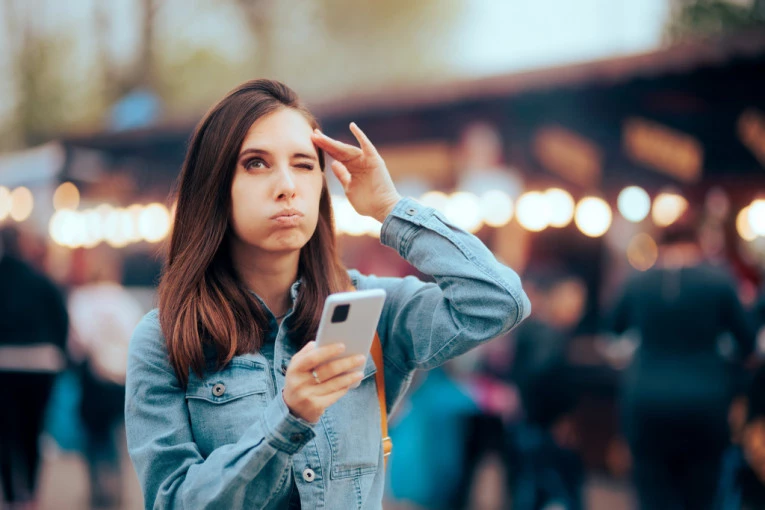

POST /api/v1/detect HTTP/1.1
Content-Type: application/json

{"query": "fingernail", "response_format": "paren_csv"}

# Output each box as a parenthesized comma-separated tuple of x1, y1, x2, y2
(355, 371, 364, 379)
(355, 355, 366, 363)
(336, 343, 346, 352)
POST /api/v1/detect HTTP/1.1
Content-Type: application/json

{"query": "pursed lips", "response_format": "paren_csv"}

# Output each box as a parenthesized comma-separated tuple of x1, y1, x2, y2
(270, 209, 304, 227)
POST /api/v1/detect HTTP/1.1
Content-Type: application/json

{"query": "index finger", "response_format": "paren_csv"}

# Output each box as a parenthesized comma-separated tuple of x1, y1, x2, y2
(292, 342, 346, 371)
(349, 122, 378, 156)
(311, 130, 362, 163)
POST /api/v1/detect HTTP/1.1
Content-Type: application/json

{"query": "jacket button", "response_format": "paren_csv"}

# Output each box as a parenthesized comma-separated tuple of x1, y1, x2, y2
(405, 207, 417, 216)
(281, 362, 288, 375)
(302, 468, 316, 483)
(212, 383, 225, 397)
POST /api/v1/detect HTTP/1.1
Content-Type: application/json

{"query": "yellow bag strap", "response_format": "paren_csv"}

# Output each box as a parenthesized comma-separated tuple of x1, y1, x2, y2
(371, 332, 392, 465)
(348, 285, 391, 466)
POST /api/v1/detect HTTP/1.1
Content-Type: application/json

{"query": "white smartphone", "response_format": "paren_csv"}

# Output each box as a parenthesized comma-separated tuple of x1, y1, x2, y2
(314, 288, 386, 385)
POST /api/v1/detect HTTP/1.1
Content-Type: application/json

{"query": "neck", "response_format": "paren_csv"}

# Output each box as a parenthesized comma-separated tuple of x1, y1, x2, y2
(231, 244, 300, 317)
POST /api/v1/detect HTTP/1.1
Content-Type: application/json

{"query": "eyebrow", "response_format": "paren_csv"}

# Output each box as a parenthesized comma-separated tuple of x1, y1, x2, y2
(238, 148, 317, 161)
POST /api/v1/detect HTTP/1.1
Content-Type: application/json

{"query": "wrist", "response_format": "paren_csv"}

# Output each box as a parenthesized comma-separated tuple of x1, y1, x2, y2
(374, 194, 402, 223)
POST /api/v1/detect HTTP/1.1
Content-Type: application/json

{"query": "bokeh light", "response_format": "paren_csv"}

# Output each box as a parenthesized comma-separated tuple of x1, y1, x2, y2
(480, 190, 514, 227)
(49, 210, 81, 248)
(53, 182, 80, 211)
(545, 188, 575, 228)
(652, 191, 688, 227)
(617, 186, 651, 223)
(9, 187, 34, 222)
(126, 204, 145, 243)
(419, 191, 449, 214)
(627, 233, 659, 271)
(82, 209, 104, 248)
(104, 208, 132, 248)
(516, 191, 550, 232)
(749, 199, 765, 236)
(0, 187, 10, 221)
(445, 192, 483, 233)
(479, 189, 513, 227)
(138, 203, 172, 243)
(575, 196, 612, 237)
(737, 206, 757, 241)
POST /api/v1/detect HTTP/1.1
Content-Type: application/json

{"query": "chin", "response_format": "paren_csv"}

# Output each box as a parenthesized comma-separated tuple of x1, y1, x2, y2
(267, 235, 310, 253)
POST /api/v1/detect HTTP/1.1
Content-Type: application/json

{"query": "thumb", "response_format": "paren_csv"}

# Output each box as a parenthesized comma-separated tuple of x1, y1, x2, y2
(331, 160, 352, 191)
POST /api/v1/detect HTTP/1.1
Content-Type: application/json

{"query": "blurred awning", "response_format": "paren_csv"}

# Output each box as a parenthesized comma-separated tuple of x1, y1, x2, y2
(58, 29, 765, 189)
(312, 29, 765, 118)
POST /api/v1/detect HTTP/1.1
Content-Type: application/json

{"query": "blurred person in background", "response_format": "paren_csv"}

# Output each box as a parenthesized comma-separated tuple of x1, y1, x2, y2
(716, 365, 765, 509)
(124, 79, 530, 509)
(0, 227, 68, 510)
(506, 271, 587, 510)
(67, 249, 144, 510)
(384, 365, 480, 510)
(607, 219, 756, 510)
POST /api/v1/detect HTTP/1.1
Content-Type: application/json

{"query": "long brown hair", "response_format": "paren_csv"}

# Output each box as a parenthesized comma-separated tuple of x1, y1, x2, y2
(158, 79, 350, 386)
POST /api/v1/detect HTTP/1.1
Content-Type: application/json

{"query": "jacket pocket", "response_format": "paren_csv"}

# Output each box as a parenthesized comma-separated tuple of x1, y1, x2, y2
(185, 358, 270, 457)
(322, 356, 381, 479)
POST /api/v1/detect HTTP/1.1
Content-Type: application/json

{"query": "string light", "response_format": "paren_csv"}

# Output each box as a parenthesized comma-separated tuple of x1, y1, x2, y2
(9, 187, 34, 222)
(545, 188, 575, 228)
(516, 192, 550, 232)
(618, 186, 650, 223)
(575, 197, 612, 238)
(53, 182, 80, 211)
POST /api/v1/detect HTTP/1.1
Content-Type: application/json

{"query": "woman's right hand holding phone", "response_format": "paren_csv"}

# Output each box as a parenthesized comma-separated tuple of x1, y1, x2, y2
(283, 341, 366, 423)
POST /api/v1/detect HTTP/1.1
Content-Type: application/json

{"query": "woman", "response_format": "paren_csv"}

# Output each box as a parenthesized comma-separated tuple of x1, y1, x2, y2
(608, 222, 755, 510)
(125, 79, 530, 509)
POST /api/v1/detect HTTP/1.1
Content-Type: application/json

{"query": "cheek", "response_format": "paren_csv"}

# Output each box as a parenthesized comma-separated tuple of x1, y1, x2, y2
(230, 182, 264, 237)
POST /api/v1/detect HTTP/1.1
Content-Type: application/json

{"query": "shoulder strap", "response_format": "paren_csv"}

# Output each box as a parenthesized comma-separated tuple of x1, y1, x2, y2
(371, 332, 392, 465)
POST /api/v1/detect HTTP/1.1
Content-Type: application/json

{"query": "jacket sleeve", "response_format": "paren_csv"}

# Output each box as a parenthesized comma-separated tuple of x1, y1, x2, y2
(362, 197, 530, 374)
(125, 311, 315, 509)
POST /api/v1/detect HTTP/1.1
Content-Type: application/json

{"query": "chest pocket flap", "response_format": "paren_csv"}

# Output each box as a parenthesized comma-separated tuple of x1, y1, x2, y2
(185, 359, 269, 404)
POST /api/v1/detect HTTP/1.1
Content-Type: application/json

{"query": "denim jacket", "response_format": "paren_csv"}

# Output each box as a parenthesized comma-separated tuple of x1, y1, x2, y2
(125, 197, 530, 509)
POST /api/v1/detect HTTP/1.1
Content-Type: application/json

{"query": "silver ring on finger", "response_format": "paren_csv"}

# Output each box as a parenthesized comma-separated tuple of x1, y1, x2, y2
(312, 370, 321, 384)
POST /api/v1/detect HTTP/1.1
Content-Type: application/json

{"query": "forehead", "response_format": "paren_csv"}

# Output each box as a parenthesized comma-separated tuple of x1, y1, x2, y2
(242, 108, 315, 152)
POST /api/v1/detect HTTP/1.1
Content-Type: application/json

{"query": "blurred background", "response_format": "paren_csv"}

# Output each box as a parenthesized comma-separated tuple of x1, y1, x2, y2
(1, 0, 765, 509)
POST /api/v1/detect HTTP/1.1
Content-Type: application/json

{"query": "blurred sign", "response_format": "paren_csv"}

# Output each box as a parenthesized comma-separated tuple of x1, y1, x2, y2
(377, 142, 453, 188)
(623, 117, 703, 183)
(0, 142, 65, 188)
(738, 108, 765, 168)
(109, 89, 162, 132)
(533, 125, 602, 187)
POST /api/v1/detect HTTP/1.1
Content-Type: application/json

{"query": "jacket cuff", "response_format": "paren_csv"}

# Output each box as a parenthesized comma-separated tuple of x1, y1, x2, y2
(262, 391, 316, 454)
(380, 197, 435, 255)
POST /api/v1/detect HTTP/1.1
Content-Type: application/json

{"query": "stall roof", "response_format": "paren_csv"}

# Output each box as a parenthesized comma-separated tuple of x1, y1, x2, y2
(61, 29, 765, 153)
(311, 28, 765, 118)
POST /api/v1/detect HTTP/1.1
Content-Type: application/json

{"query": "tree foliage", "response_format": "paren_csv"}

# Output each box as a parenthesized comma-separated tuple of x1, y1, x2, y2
(664, 0, 765, 42)
(0, 0, 465, 150)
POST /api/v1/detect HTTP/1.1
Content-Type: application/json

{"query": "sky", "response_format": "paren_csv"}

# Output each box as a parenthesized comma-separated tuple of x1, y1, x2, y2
(452, 0, 669, 75)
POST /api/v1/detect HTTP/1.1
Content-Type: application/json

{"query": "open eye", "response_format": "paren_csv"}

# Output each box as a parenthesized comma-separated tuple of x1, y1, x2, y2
(244, 158, 267, 171)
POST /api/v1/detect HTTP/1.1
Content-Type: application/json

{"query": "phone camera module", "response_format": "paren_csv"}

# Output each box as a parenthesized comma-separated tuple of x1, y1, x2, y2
(331, 304, 350, 323)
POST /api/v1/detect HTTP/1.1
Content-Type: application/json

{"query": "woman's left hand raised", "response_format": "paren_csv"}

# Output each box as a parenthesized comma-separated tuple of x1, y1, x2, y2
(311, 123, 401, 223)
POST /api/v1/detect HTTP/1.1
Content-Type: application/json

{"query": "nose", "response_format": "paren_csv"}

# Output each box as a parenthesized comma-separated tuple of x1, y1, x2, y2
(274, 165, 297, 201)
